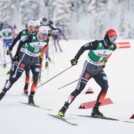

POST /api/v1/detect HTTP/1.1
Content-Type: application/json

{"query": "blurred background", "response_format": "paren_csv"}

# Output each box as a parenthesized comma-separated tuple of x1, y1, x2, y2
(0, 0, 134, 39)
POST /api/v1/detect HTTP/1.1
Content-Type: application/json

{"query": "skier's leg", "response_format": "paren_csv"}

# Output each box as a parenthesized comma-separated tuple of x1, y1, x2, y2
(28, 64, 40, 104)
(57, 39, 62, 52)
(54, 39, 58, 52)
(58, 61, 92, 117)
(23, 67, 30, 94)
(91, 71, 109, 117)
(0, 62, 25, 100)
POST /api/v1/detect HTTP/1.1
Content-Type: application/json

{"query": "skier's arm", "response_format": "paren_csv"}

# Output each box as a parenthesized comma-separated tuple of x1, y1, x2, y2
(71, 41, 97, 66)
(102, 43, 116, 68)
(39, 38, 49, 62)
(74, 41, 97, 60)
(102, 54, 111, 68)
(14, 35, 32, 58)
(7, 32, 22, 55)
(9, 32, 22, 50)
(51, 26, 57, 30)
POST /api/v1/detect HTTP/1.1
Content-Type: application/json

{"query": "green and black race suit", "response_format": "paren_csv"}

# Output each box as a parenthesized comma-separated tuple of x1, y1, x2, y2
(74, 40, 116, 66)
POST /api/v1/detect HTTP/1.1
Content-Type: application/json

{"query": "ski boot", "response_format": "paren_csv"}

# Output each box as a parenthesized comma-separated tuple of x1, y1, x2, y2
(58, 102, 69, 117)
(0, 91, 7, 100)
(28, 92, 35, 105)
(91, 106, 103, 117)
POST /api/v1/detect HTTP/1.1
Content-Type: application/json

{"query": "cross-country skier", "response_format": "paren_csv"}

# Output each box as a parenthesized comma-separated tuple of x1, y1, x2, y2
(34, 20, 50, 80)
(40, 18, 51, 69)
(48, 21, 63, 52)
(6, 20, 35, 94)
(0, 26, 49, 104)
(58, 29, 118, 117)
(7, 20, 35, 53)
(1, 21, 14, 67)
(41, 17, 48, 26)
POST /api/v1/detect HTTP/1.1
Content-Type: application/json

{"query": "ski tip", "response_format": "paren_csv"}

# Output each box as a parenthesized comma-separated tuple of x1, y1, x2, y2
(48, 114, 78, 126)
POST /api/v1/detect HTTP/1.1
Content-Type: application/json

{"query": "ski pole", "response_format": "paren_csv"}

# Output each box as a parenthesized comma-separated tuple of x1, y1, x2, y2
(36, 66, 73, 89)
(58, 79, 79, 90)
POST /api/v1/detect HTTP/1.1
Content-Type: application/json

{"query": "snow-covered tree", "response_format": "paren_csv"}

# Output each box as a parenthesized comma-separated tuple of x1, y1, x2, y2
(0, 0, 14, 24)
(0, 0, 134, 39)
(19, 0, 41, 25)
(88, 0, 107, 39)
(117, 0, 134, 38)
(52, 0, 72, 36)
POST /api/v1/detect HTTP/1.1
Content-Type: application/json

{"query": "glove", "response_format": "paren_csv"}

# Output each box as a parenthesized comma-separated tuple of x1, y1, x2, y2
(102, 60, 107, 68)
(48, 32, 51, 37)
(45, 61, 48, 69)
(71, 58, 78, 66)
(7, 49, 12, 55)
(39, 58, 43, 64)
(12, 55, 19, 62)
(102, 64, 105, 68)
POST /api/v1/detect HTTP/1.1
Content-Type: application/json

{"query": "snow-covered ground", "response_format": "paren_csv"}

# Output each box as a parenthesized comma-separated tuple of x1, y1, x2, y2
(0, 39, 134, 134)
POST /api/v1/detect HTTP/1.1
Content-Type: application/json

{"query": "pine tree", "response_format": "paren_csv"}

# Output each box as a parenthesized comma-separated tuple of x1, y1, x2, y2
(52, 0, 71, 37)
(88, 0, 107, 39)
(0, 0, 13, 24)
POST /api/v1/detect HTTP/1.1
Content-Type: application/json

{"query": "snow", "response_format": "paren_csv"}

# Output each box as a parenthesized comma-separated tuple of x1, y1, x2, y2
(0, 39, 134, 134)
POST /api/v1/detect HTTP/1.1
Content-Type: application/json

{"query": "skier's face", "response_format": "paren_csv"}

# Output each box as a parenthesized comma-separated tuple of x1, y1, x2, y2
(27, 26, 34, 33)
(109, 36, 117, 43)
(34, 26, 40, 33)
(4, 23, 9, 28)
(38, 32, 47, 41)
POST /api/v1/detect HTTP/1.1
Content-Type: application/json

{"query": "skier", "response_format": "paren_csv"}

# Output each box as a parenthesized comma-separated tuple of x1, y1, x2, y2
(58, 29, 118, 117)
(1, 21, 14, 67)
(34, 19, 40, 32)
(48, 21, 63, 52)
(33, 19, 50, 80)
(7, 20, 35, 53)
(40, 17, 48, 26)
(0, 26, 49, 104)
(40, 18, 52, 69)
(6, 20, 35, 94)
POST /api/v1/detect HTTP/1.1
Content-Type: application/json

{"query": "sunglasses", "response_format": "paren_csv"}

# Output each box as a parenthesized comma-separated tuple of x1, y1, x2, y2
(110, 37, 117, 41)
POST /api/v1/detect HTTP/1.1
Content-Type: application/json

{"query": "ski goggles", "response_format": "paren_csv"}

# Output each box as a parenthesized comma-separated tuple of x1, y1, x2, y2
(40, 32, 48, 37)
(110, 37, 117, 41)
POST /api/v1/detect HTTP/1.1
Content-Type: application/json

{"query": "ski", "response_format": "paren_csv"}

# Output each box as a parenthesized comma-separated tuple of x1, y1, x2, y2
(48, 114, 78, 126)
(73, 115, 134, 124)
(19, 102, 52, 111)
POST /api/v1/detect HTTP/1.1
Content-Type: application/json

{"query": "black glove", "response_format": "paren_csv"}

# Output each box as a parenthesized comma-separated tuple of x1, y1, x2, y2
(7, 48, 12, 55)
(102, 64, 105, 68)
(45, 61, 48, 69)
(71, 58, 78, 66)
(48, 32, 51, 37)
(39, 58, 43, 64)
(12, 55, 19, 62)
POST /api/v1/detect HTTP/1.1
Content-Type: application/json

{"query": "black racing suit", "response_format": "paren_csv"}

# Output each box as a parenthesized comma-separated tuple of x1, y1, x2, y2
(1, 34, 46, 100)
(65, 40, 116, 108)
(8, 29, 34, 92)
